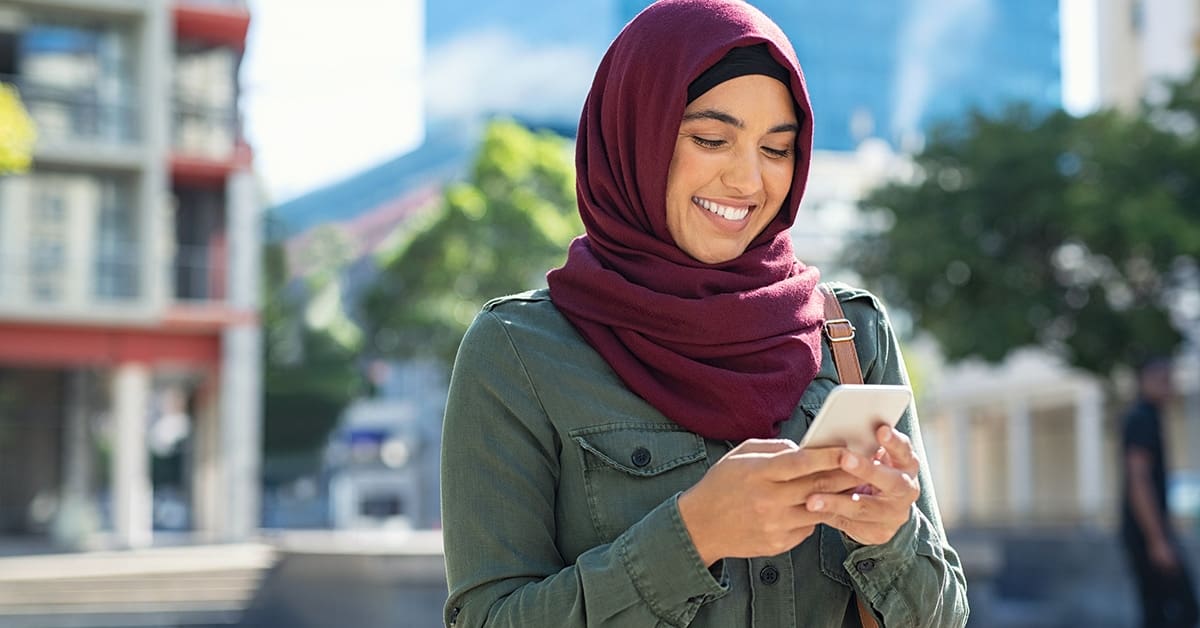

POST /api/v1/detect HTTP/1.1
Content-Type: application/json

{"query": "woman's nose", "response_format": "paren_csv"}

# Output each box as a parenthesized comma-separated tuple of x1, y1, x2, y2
(720, 148, 761, 195)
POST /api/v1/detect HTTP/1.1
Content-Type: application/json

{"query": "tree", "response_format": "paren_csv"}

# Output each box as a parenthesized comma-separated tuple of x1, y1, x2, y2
(363, 119, 581, 365)
(847, 70, 1200, 376)
(261, 231, 363, 480)
(0, 83, 35, 174)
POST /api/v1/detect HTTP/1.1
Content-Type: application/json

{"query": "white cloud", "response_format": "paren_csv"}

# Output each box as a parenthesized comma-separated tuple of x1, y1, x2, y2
(891, 0, 992, 145)
(424, 28, 598, 123)
(242, 0, 425, 203)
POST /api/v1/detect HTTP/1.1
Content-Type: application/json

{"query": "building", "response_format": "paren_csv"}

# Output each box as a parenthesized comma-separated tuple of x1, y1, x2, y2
(0, 0, 260, 550)
(1096, 0, 1200, 112)
(619, 0, 1063, 152)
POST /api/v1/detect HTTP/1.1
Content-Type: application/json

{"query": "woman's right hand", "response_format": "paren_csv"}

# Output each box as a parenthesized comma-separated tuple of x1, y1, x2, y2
(677, 438, 861, 566)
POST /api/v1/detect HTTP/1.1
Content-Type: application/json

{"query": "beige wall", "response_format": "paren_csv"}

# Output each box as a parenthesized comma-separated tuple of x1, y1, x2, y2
(926, 385, 1197, 530)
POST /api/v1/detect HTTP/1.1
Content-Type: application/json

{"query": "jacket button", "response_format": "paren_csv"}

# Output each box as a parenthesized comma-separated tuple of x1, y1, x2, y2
(759, 564, 780, 585)
(856, 558, 877, 574)
(631, 447, 652, 468)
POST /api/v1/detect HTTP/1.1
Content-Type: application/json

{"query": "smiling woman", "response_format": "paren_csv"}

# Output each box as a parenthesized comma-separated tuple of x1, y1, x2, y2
(667, 71, 798, 264)
(439, 1, 969, 626)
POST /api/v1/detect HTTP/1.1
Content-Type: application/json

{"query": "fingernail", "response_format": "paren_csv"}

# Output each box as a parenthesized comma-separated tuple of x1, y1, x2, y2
(843, 454, 859, 470)
(880, 426, 893, 442)
(809, 497, 824, 511)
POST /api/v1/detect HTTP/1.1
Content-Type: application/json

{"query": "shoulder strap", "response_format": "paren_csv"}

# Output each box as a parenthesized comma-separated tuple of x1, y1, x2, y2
(819, 284, 864, 386)
(818, 284, 880, 628)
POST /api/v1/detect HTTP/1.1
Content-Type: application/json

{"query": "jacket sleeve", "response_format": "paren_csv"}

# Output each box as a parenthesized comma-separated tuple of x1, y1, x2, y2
(846, 298, 970, 627)
(441, 311, 728, 628)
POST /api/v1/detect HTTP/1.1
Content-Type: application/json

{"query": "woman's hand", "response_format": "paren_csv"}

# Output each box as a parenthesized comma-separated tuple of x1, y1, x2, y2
(678, 438, 863, 566)
(805, 425, 921, 546)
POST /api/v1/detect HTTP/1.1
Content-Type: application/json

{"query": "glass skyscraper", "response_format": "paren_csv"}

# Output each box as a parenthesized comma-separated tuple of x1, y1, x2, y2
(622, 0, 1062, 152)
(423, 0, 1061, 152)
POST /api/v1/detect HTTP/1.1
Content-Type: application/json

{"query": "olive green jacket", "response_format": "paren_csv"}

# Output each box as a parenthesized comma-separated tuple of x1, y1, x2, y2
(441, 285, 968, 627)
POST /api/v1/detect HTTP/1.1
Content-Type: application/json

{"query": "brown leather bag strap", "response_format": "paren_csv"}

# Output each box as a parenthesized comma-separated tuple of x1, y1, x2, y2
(856, 600, 881, 628)
(818, 284, 881, 628)
(820, 283, 864, 386)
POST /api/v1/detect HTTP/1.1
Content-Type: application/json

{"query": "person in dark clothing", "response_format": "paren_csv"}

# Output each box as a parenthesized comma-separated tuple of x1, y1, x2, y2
(1122, 357, 1199, 628)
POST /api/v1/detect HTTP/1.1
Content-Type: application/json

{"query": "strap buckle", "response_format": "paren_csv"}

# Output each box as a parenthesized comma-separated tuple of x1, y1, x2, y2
(824, 318, 856, 342)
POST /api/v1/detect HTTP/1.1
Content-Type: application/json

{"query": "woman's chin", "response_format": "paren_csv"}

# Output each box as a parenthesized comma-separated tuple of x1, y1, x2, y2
(685, 244, 745, 265)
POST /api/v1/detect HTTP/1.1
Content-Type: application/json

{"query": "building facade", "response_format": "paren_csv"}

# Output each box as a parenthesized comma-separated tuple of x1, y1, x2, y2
(0, 0, 260, 550)
(1096, 0, 1200, 112)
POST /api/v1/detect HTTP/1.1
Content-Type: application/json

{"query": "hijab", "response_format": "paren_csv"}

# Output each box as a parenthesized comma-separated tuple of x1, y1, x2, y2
(546, 0, 824, 441)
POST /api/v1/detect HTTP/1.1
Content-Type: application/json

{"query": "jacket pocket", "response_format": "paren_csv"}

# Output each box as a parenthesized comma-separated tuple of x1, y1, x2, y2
(571, 423, 708, 542)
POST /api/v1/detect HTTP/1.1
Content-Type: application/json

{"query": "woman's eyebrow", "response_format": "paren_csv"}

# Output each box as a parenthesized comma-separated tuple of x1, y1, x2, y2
(682, 108, 743, 128)
(682, 109, 799, 135)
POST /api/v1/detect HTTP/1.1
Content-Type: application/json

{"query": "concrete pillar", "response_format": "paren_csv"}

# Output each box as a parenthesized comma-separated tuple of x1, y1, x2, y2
(191, 377, 222, 541)
(1075, 381, 1105, 523)
(219, 329, 262, 540)
(1007, 398, 1033, 517)
(947, 406, 972, 525)
(225, 170, 260, 311)
(112, 363, 152, 548)
(140, 0, 171, 310)
(217, 169, 262, 540)
(52, 369, 98, 548)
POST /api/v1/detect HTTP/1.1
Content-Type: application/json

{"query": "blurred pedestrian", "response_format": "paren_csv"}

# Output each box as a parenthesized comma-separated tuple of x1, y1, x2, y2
(440, 0, 968, 626)
(1122, 356, 1200, 628)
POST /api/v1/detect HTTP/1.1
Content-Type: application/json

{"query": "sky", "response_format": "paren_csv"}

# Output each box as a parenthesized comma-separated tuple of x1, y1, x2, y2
(241, 0, 425, 205)
(242, 0, 1099, 206)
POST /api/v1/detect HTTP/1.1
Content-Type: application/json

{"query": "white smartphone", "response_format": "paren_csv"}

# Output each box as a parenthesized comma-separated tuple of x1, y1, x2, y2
(797, 385, 913, 457)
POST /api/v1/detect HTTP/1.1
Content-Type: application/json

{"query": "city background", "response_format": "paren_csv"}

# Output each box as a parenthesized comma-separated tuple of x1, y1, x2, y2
(0, 0, 1197, 626)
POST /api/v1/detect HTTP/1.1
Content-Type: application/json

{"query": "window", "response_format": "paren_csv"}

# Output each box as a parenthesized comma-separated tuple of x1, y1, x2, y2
(94, 178, 138, 300)
(173, 186, 226, 301)
(0, 179, 6, 297)
(0, 30, 17, 77)
(29, 184, 67, 302)
(21, 172, 138, 304)
(173, 44, 236, 157)
(18, 20, 137, 143)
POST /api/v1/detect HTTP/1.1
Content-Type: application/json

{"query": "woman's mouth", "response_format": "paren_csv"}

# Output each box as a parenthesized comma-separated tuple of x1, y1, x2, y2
(693, 196, 752, 221)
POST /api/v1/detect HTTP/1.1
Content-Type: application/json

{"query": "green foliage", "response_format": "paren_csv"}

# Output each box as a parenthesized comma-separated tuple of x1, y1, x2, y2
(261, 236, 363, 472)
(364, 119, 581, 365)
(0, 84, 35, 174)
(847, 69, 1200, 376)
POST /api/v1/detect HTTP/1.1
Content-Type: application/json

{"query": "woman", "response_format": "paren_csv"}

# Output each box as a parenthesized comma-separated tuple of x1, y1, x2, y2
(441, 0, 969, 626)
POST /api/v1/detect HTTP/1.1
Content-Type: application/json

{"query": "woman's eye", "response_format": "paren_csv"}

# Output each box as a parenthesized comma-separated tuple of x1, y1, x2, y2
(763, 146, 793, 159)
(692, 136, 725, 149)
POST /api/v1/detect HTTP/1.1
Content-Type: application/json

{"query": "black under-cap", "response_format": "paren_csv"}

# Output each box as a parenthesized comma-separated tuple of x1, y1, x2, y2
(686, 43, 793, 104)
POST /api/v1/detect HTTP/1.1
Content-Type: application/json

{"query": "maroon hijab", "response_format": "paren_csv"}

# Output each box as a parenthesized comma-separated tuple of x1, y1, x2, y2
(546, 0, 824, 441)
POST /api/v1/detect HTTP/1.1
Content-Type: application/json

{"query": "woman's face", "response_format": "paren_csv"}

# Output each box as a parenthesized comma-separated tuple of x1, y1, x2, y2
(665, 74, 798, 264)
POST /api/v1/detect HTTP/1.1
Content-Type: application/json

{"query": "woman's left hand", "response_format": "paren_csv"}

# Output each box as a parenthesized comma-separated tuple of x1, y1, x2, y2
(804, 424, 921, 545)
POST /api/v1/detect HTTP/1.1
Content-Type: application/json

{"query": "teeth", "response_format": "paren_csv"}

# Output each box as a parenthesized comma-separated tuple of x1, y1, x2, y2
(694, 197, 750, 221)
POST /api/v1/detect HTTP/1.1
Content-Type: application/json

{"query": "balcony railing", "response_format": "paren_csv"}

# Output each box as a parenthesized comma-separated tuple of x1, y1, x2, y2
(0, 247, 141, 306)
(0, 74, 140, 146)
(172, 99, 237, 160)
(174, 243, 226, 302)
(0, 243, 229, 310)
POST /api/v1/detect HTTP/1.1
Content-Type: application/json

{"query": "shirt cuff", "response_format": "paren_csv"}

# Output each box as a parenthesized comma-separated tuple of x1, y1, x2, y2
(616, 493, 730, 625)
(842, 505, 920, 601)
